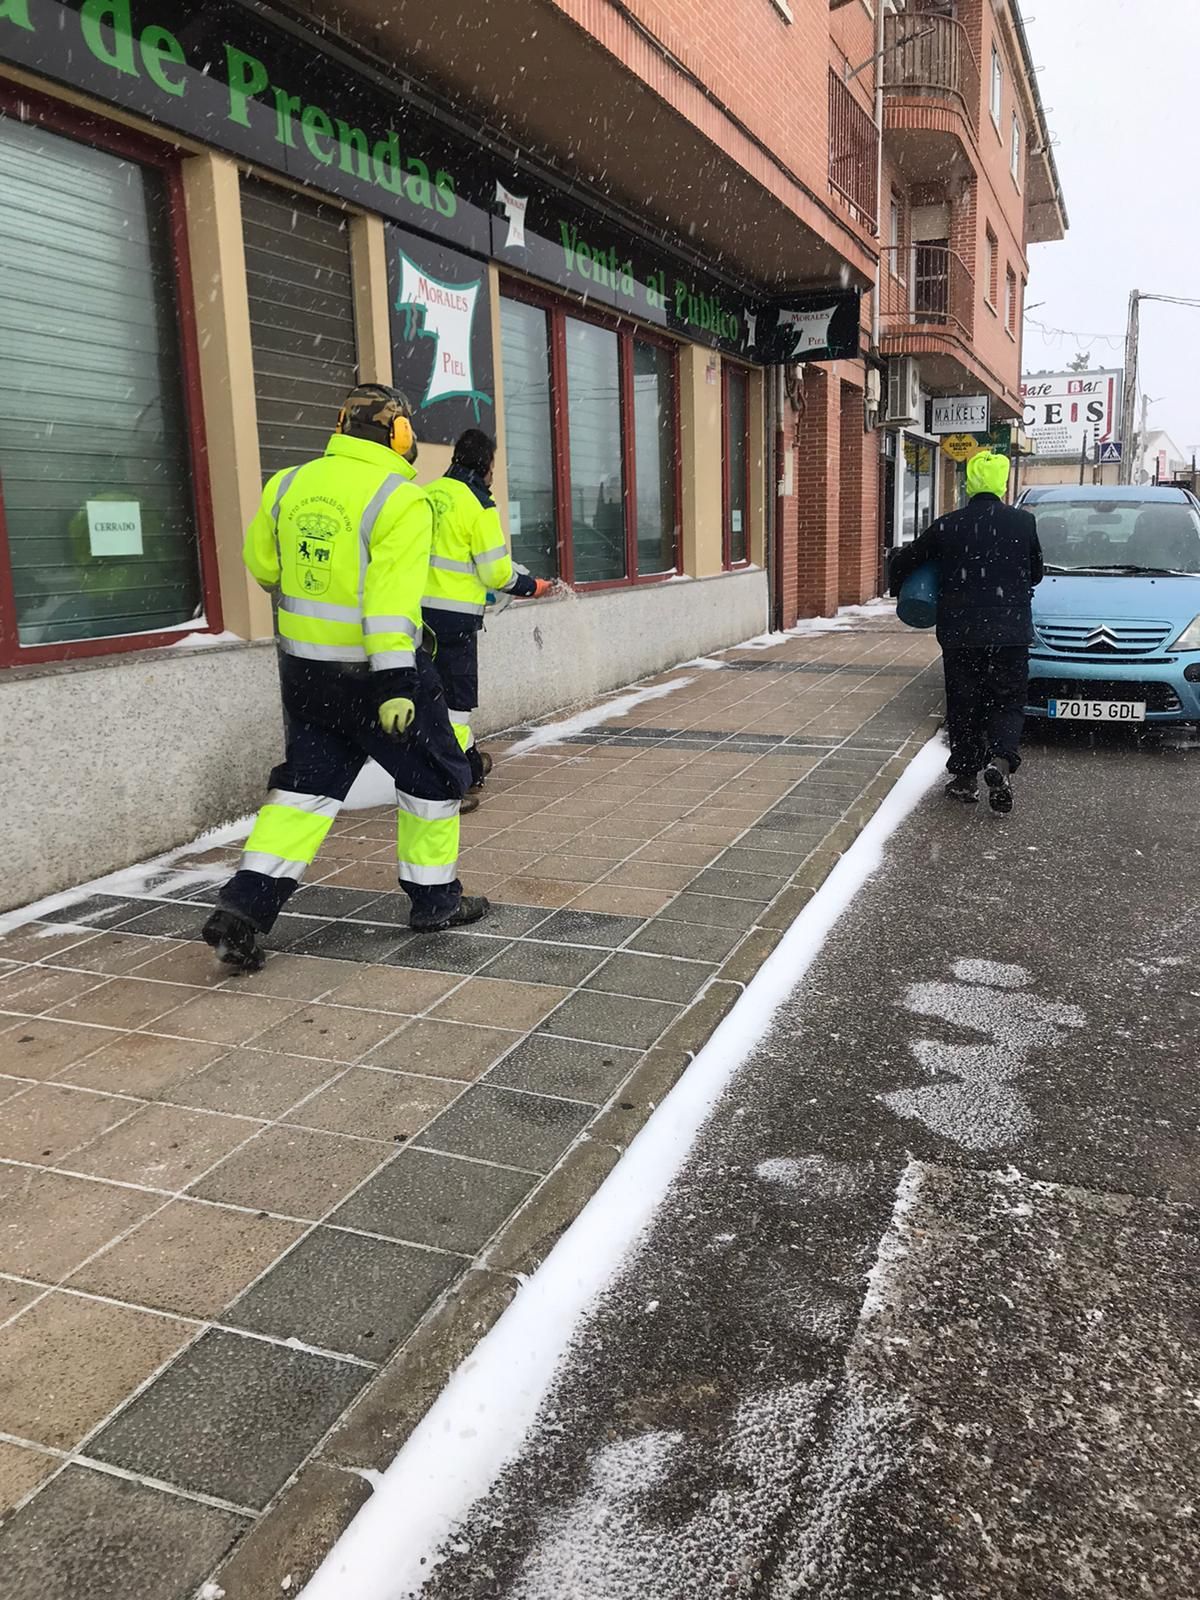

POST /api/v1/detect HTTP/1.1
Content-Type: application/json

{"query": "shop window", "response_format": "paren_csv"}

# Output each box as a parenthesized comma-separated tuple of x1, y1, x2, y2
(566, 319, 626, 583)
(499, 297, 559, 578)
(241, 178, 358, 481)
(723, 365, 751, 567)
(632, 340, 679, 576)
(498, 288, 680, 587)
(0, 99, 214, 661)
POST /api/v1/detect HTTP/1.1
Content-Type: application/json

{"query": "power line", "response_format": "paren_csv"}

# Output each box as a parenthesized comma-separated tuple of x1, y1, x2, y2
(1023, 316, 1123, 349)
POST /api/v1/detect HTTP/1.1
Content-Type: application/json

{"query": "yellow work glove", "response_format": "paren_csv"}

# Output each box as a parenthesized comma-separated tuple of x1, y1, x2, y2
(378, 697, 416, 738)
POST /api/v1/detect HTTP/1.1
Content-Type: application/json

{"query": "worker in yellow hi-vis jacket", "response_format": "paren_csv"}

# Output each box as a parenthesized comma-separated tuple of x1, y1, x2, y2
(424, 429, 555, 806)
(203, 385, 485, 973)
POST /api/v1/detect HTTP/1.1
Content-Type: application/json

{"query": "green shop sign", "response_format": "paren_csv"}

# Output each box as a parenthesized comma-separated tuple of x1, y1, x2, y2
(0, 0, 493, 252)
(0, 0, 857, 364)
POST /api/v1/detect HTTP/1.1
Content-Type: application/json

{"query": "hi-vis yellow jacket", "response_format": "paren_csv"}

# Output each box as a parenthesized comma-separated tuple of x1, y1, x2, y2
(423, 471, 534, 620)
(244, 433, 431, 686)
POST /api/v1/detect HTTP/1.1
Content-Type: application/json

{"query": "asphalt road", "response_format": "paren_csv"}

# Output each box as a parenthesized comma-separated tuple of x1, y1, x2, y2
(410, 727, 1200, 1600)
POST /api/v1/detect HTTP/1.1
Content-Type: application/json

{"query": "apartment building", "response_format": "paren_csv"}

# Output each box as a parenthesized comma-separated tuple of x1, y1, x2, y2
(0, 0, 1062, 903)
(872, 0, 1067, 549)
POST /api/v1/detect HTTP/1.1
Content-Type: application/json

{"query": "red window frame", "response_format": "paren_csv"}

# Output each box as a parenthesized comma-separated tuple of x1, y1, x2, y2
(500, 278, 683, 590)
(722, 362, 753, 569)
(0, 80, 221, 667)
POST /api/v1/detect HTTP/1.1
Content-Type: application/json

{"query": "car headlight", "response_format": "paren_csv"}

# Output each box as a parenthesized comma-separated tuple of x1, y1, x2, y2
(1171, 615, 1200, 650)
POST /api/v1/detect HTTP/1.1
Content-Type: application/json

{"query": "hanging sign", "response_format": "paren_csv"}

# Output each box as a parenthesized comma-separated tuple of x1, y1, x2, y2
(930, 394, 990, 435)
(386, 226, 494, 443)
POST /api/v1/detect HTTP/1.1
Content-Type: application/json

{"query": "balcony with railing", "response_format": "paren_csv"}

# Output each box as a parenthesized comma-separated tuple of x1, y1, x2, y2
(881, 11, 980, 139)
(828, 68, 879, 233)
(880, 244, 975, 342)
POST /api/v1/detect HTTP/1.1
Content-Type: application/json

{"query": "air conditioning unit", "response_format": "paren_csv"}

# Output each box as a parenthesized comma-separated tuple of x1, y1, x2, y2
(885, 358, 921, 427)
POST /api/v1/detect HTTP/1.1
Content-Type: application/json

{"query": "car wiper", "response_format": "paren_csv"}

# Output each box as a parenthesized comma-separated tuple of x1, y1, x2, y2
(1052, 563, 1198, 577)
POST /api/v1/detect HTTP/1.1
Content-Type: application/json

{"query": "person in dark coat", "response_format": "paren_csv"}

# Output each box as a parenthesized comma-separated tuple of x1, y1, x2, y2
(889, 449, 1043, 813)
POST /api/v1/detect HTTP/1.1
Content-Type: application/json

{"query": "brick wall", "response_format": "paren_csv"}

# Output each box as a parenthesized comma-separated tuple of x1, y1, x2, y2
(793, 365, 842, 619)
(838, 380, 879, 605)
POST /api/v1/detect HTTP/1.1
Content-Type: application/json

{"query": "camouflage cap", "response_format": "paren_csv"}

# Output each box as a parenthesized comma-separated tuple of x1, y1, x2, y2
(338, 383, 415, 435)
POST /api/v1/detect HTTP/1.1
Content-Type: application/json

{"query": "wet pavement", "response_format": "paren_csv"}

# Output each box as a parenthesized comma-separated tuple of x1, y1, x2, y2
(0, 618, 943, 1600)
(408, 727, 1200, 1599)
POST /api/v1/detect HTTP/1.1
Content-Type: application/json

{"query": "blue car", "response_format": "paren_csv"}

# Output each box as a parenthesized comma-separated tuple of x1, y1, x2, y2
(1017, 485, 1200, 726)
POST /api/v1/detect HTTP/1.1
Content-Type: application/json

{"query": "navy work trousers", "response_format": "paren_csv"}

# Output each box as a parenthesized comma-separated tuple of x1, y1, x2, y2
(220, 650, 472, 933)
(943, 645, 1029, 777)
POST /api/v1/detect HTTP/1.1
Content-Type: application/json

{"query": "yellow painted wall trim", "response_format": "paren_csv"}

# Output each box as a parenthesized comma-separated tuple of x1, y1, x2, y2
(181, 152, 272, 641)
(350, 214, 393, 387)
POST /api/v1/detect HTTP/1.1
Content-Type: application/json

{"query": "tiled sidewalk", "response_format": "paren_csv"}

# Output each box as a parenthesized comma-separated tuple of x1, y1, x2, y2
(0, 616, 940, 1600)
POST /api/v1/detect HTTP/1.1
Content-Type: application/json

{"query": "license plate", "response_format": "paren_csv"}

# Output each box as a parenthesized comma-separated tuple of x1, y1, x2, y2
(1048, 698, 1146, 722)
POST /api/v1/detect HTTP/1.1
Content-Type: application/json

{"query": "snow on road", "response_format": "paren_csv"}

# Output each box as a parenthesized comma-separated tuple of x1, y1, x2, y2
(300, 737, 946, 1600)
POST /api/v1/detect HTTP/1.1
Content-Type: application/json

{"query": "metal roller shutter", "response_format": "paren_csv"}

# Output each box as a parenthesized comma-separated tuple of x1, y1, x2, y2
(241, 177, 358, 481)
(0, 116, 201, 646)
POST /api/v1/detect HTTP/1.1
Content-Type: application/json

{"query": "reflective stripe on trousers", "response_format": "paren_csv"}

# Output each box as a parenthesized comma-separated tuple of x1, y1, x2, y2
(238, 789, 342, 885)
(395, 787, 459, 887)
(447, 709, 472, 753)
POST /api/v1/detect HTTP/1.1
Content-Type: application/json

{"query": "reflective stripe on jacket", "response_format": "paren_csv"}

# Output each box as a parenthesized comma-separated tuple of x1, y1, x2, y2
(423, 470, 520, 619)
(243, 433, 430, 677)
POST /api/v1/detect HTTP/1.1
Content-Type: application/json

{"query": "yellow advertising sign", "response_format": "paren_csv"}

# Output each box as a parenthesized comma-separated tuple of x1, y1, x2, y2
(941, 433, 980, 462)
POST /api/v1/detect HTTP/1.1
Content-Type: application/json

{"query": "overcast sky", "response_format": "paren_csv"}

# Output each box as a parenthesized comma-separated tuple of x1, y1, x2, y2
(1021, 0, 1200, 457)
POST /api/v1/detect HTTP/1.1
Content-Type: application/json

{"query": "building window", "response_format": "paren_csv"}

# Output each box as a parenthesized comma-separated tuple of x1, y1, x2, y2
(498, 288, 680, 586)
(985, 226, 999, 307)
(723, 365, 752, 567)
(566, 319, 625, 583)
(990, 45, 1004, 128)
(1005, 266, 1019, 335)
(0, 94, 215, 663)
(889, 193, 905, 282)
(499, 297, 559, 579)
(632, 340, 680, 576)
(1010, 114, 1022, 184)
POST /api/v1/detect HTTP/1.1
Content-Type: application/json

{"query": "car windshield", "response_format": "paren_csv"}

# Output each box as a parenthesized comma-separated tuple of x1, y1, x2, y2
(1033, 500, 1200, 574)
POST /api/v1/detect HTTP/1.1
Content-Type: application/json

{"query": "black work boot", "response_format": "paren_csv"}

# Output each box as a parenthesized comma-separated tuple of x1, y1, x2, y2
(984, 759, 1014, 815)
(944, 777, 979, 804)
(202, 907, 266, 972)
(460, 792, 481, 815)
(468, 748, 494, 792)
(410, 896, 491, 933)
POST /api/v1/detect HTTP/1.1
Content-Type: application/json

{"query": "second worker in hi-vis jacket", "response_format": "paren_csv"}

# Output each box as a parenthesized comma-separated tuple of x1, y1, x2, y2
(423, 429, 555, 808)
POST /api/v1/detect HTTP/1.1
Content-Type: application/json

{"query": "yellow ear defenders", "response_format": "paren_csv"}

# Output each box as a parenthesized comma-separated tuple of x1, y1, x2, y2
(388, 410, 415, 457)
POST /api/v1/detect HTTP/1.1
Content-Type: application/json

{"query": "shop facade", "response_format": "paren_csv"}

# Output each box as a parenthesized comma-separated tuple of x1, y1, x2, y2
(1, 0, 885, 905)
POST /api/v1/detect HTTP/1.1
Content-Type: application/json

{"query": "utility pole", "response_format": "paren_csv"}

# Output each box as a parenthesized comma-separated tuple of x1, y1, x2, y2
(1119, 289, 1139, 486)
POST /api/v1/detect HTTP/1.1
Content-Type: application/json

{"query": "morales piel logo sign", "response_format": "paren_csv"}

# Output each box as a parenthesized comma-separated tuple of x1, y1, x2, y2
(387, 232, 494, 444)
